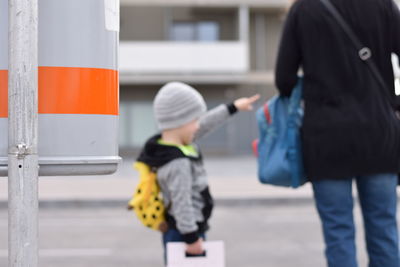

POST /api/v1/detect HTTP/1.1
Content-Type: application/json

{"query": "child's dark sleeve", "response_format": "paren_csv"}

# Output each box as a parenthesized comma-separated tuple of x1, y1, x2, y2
(194, 104, 235, 141)
(163, 158, 200, 244)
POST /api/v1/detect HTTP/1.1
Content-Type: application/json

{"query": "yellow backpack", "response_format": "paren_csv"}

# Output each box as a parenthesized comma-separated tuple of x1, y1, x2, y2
(128, 162, 167, 232)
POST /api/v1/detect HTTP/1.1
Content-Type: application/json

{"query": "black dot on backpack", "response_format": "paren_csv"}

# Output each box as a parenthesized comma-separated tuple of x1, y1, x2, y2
(142, 214, 147, 219)
(152, 214, 157, 219)
(147, 224, 152, 228)
(154, 197, 159, 201)
(137, 189, 141, 194)
(156, 206, 160, 211)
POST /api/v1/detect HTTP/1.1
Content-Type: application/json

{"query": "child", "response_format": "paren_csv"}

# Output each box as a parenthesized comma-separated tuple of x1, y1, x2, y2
(136, 82, 259, 260)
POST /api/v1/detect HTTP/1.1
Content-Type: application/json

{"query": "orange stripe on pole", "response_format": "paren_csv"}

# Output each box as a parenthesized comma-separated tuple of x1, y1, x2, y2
(0, 67, 119, 118)
(39, 67, 119, 115)
(1, 67, 119, 117)
(0, 70, 7, 118)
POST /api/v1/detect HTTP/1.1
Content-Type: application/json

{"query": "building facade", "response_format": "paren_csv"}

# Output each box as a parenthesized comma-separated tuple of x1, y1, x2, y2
(119, 0, 290, 155)
(118, 0, 400, 155)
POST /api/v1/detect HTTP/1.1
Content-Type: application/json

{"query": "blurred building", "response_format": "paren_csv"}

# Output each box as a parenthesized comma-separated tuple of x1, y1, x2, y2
(118, 0, 400, 155)
(119, 0, 290, 154)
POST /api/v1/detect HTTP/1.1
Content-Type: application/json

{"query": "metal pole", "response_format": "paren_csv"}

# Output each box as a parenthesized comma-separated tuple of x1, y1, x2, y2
(238, 5, 249, 43)
(238, 5, 250, 72)
(255, 13, 267, 70)
(8, 0, 39, 266)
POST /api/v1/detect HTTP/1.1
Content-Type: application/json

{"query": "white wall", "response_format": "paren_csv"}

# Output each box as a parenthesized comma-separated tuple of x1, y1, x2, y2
(119, 41, 249, 74)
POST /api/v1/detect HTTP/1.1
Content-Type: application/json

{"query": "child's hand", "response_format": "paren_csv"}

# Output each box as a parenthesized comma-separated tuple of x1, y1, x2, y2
(186, 238, 204, 255)
(234, 94, 260, 111)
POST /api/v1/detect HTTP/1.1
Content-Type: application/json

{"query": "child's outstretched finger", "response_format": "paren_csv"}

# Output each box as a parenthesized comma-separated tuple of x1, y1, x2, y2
(244, 94, 260, 110)
(248, 94, 261, 104)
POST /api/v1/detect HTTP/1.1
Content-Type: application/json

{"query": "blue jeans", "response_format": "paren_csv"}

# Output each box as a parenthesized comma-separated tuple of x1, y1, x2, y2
(312, 173, 399, 267)
(162, 228, 206, 264)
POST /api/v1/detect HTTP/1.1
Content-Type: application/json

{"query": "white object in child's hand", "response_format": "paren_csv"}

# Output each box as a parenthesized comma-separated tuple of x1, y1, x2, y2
(167, 241, 225, 267)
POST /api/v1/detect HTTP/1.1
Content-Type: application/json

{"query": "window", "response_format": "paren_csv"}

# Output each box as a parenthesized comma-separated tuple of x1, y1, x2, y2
(169, 21, 220, 42)
(119, 101, 158, 148)
(197, 21, 220, 41)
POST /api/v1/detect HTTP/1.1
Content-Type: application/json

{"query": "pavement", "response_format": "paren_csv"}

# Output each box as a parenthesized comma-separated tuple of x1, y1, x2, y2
(0, 155, 397, 266)
(0, 204, 372, 267)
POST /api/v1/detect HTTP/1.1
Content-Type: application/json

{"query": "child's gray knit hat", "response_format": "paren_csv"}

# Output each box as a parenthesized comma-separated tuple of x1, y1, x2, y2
(153, 82, 207, 130)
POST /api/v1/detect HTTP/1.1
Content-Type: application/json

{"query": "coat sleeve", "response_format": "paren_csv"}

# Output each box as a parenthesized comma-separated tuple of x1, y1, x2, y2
(390, 0, 400, 109)
(391, 0, 400, 57)
(275, 2, 302, 97)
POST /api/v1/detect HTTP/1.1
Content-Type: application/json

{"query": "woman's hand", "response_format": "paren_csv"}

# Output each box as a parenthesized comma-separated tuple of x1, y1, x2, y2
(234, 94, 261, 111)
(186, 238, 204, 255)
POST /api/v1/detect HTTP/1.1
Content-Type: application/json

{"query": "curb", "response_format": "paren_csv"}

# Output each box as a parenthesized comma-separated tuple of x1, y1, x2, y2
(0, 197, 316, 209)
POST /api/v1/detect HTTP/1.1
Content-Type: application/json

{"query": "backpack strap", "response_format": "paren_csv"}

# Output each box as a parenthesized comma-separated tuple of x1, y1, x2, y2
(150, 166, 158, 174)
(263, 103, 272, 124)
(320, 0, 395, 109)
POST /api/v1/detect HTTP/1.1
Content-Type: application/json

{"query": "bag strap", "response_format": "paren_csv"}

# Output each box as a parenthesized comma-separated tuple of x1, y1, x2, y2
(263, 103, 272, 124)
(320, 0, 395, 108)
(288, 78, 303, 114)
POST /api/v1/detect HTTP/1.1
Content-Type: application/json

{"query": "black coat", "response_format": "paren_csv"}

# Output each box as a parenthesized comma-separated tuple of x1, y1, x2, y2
(275, 0, 400, 180)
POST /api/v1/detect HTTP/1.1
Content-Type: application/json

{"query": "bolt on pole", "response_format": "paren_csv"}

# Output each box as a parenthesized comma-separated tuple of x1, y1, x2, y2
(8, 0, 39, 266)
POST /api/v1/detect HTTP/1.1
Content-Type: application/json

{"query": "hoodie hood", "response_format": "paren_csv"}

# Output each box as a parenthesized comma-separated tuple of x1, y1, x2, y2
(137, 134, 201, 168)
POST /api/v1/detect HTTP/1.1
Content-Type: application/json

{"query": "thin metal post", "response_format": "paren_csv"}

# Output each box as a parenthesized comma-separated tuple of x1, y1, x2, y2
(8, 0, 39, 266)
(255, 13, 267, 70)
(238, 5, 250, 71)
(238, 5, 249, 43)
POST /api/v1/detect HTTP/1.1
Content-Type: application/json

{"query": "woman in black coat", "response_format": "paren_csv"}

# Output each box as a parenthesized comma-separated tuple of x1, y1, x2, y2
(276, 0, 400, 266)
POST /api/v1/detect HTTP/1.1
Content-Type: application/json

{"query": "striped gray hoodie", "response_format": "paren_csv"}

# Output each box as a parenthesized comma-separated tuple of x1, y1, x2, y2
(137, 103, 237, 243)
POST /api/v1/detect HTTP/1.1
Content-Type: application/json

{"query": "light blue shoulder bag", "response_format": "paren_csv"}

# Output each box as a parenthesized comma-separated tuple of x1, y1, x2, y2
(253, 78, 307, 188)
